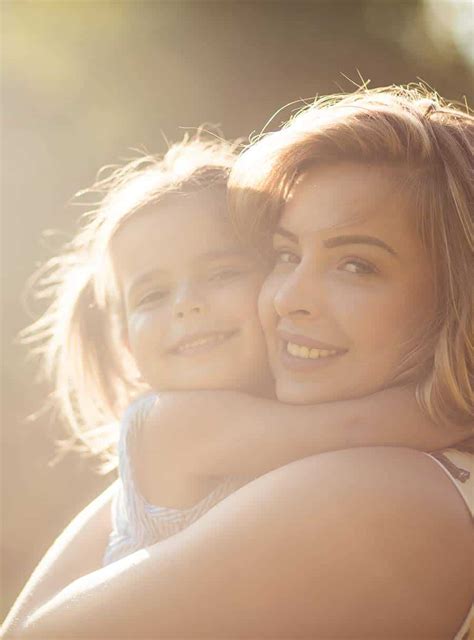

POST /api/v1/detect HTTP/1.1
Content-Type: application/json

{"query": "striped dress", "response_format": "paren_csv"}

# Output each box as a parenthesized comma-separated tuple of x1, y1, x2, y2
(103, 393, 249, 566)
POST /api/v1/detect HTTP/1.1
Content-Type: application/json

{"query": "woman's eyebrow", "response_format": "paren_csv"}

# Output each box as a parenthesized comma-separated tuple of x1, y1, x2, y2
(324, 234, 397, 256)
(274, 227, 396, 257)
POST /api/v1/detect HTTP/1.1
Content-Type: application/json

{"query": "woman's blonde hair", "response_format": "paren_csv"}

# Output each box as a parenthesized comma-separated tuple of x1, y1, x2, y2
(229, 85, 473, 427)
(22, 136, 238, 468)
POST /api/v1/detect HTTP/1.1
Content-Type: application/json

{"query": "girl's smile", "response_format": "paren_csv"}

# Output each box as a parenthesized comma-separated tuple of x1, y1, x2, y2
(167, 329, 239, 356)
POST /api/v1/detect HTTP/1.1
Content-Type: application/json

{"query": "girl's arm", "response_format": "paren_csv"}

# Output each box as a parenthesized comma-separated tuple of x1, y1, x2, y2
(1, 481, 117, 636)
(137, 386, 473, 504)
(12, 448, 474, 638)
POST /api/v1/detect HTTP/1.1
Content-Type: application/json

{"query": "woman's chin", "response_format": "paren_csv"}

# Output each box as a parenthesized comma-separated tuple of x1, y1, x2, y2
(274, 378, 368, 405)
(274, 380, 328, 405)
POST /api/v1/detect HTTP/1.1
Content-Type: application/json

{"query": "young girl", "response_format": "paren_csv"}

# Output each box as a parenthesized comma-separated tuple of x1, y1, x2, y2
(3, 126, 471, 636)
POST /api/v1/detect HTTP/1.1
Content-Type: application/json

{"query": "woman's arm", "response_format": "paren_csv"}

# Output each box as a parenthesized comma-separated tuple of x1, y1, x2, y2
(1, 480, 117, 636)
(137, 386, 473, 505)
(14, 448, 474, 638)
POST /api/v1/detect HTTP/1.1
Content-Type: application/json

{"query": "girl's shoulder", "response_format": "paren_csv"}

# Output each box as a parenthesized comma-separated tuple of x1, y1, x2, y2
(121, 393, 158, 431)
(118, 393, 159, 461)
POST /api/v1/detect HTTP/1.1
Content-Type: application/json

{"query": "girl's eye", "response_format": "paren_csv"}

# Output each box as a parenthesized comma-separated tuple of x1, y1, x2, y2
(339, 259, 377, 275)
(138, 290, 168, 306)
(274, 249, 300, 264)
(209, 268, 242, 282)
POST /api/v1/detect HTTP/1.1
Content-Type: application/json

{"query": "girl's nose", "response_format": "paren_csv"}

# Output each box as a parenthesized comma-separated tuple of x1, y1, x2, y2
(173, 285, 206, 319)
(174, 303, 202, 319)
(273, 264, 321, 320)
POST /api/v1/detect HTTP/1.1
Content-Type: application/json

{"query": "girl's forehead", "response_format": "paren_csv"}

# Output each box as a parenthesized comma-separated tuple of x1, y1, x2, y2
(114, 188, 232, 244)
(111, 191, 257, 279)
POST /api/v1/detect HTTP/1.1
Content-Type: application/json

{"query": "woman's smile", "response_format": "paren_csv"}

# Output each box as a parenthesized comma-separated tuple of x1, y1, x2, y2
(278, 327, 348, 370)
(258, 162, 437, 404)
(280, 343, 346, 371)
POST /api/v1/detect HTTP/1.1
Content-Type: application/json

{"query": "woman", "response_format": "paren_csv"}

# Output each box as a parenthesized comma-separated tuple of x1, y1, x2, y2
(4, 86, 473, 638)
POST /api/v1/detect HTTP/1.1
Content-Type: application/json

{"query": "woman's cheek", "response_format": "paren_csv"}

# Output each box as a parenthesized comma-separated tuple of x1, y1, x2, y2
(336, 286, 383, 320)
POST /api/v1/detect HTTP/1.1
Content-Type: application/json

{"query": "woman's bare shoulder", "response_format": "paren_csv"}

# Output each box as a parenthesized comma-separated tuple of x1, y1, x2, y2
(278, 444, 472, 511)
(268, 445, 473, 550)
(225, 446, 473, 637)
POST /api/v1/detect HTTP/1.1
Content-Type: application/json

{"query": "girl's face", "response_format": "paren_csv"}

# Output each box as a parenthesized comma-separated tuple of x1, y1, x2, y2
(258, 163, 437, 404)
(112, 188, 273, 395)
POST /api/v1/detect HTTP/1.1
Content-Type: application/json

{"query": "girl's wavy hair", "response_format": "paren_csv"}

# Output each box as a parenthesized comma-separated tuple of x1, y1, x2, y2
(22, 135, 238, 470)
(229, 85, 473, 427)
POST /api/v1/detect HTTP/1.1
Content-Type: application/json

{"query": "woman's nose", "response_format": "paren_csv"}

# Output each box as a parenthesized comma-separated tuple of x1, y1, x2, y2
(273, 264, 321, 319)
(173, 285, 206, 319)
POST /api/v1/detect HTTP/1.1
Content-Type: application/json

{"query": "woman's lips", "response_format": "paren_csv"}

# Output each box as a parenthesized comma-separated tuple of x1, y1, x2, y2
(168, 330, 238, 356)
(276, 329, 347, 372)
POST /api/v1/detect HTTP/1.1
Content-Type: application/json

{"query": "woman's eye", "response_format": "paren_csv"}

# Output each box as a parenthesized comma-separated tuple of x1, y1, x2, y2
(339, 259, 376, 275)
(274, 249, 300, 264)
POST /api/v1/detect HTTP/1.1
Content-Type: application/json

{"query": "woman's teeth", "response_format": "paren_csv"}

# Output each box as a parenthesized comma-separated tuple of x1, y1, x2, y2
(286, 341, 338, 359)
(177, 333, 230, 354)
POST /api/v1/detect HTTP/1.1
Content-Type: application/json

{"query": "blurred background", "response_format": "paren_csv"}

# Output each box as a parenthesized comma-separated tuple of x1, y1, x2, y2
(2, 0, 473, 619)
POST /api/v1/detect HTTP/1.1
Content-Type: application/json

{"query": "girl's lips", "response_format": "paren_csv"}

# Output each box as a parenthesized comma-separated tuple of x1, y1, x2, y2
(168, 330, 238, 356)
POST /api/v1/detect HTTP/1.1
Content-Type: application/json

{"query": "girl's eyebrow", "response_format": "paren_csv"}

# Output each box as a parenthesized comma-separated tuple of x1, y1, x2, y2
(275, 226, 397, 257)
(274, 226, 298, 242)
(128, 269, 165, 297)
(128, 250, 250, 296)
(196, 249, 250, 263)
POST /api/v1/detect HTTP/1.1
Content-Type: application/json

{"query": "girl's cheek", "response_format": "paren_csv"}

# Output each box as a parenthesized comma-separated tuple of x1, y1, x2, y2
(128, 307, 165, 338)
(258, 275, 279, 328)
(215, 276, 263, 314)
(126, 312, 143, 338)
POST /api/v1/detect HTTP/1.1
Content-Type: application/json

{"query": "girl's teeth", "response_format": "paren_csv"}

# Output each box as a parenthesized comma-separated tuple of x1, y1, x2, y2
(286, 341, 338, 359)
(178, 333, 226, 353)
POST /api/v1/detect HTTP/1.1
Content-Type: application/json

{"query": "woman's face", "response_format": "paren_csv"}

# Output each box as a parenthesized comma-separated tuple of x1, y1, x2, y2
(258, 163, 437, 404)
